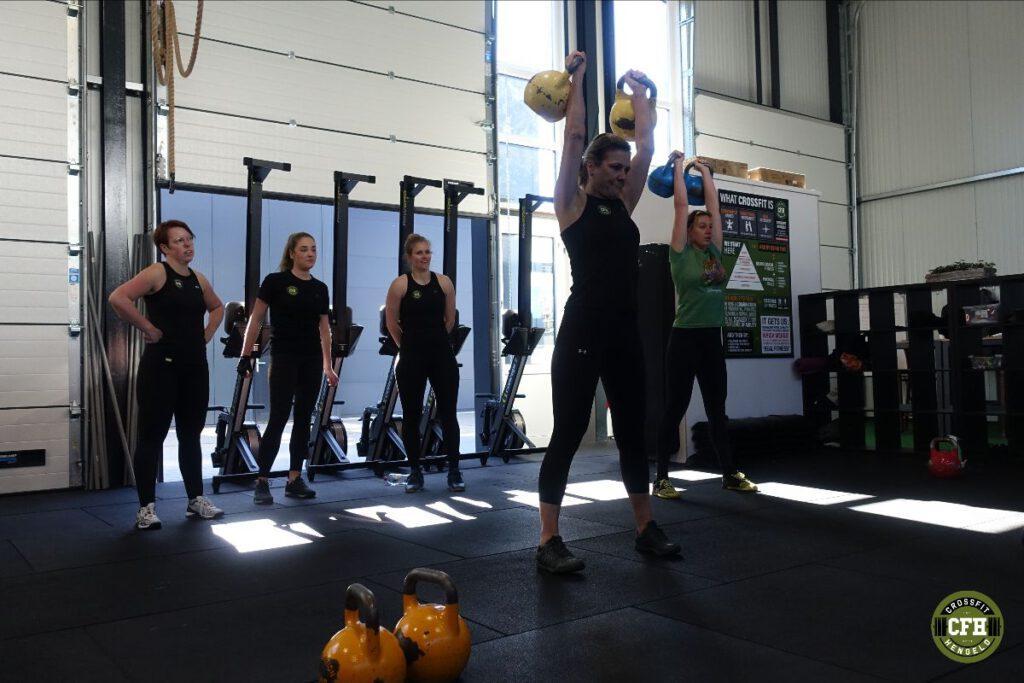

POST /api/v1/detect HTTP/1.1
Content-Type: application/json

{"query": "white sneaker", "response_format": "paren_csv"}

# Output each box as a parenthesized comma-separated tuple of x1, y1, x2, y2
(186, 495, 224, 520)
(136, 503, 162, 530)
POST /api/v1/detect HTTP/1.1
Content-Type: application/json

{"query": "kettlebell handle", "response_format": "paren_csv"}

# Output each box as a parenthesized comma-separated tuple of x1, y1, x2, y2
(344, 583, 381, 633)
(403, 568, 459, 605)
(683, 161, 714, 178)
(615, 74, 658, 100)
(930, 435, 960, 450)
(566, 54, 583, 75)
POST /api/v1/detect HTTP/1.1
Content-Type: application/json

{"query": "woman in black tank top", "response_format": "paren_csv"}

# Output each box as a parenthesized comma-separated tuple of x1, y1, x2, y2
(535, 51, 680, 574)
(109, 220, 225, 530)
(384, 233, 464, 493)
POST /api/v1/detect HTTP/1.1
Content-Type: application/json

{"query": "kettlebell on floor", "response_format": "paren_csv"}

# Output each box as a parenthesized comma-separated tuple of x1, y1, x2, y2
(319, 583, 406, 683)
(394, 568, 471, 683)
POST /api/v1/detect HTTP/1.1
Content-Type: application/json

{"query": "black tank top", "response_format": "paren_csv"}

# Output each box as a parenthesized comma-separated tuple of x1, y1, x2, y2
(561, 194, 640, 313)
(144, 261, 207, 363)
(399, 272, 447, 346)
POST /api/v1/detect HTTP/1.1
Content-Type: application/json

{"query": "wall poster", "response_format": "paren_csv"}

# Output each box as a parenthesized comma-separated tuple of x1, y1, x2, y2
(718, 189, 793, 358)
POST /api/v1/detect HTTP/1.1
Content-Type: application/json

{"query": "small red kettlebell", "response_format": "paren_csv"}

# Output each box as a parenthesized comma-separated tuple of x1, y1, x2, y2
(928, 436, 965, 478)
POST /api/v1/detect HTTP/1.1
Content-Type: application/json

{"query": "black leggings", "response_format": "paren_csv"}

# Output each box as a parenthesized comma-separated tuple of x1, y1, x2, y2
(538, 308, 649, 505)
(258, 353, 323, 476)
(134, 348, 208, 506)
(396, 339, 460, 468)
(656, 327, 735, 479)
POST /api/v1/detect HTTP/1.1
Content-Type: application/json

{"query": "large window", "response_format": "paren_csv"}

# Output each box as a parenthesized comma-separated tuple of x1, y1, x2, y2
(495, 1, 564, 370)
(496, 0, 563, 204)
(613, 0, 687, 163)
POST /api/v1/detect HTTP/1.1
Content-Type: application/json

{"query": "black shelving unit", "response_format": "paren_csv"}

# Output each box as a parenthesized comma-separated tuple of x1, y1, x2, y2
(798, 274, 1024, 458)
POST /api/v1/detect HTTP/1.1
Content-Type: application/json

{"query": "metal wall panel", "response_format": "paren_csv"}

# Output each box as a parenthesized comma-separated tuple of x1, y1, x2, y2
(975, 174, 1024, 277)
(694, 0, 755, 101)
(818, 202, 848, 248)
(777, 0, 829, 119)
(364, 0, 486, 32)
(188, 1, 484, 93)
(695, 133, 848, 206)
(173, 40, 485, 153)
(0, 325, 69, 409)
(858, 197, 904, 287)
(0, 74, 67, 162)
(967, 1, 1024, 175)
(695, 92, 843, 161)
(821, 245, 852, 290)
(172, 108, 488, 214)
(0, 242, 69, 324)
(0, 157, 67, 243)
(0, 0, 67, 80)
(855, 1, 902, 198)
(0, 407, 70, 495)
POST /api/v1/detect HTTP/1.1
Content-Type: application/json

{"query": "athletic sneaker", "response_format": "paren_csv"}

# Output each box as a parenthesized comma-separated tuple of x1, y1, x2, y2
(447, 468, 466, 492)
(285, 476, 316, 499)
(723, 471, 759, 493)
(186, 496, 224, 520)
(405, 468, 424, 494)
(536, 535, 585, 574)
(254, 479, 273, 505)
(635, 520, 681, 557)
(136, 503, 162, 531)
(652, 478, 681, 500)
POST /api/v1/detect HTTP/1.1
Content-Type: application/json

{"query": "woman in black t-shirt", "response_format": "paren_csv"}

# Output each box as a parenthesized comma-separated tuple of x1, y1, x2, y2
(109, 220, 225, 530)
(238, 232, 335, 504)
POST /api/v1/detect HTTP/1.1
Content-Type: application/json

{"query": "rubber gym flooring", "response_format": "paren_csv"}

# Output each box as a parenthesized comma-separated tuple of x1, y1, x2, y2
(1, 445, 1022, 682)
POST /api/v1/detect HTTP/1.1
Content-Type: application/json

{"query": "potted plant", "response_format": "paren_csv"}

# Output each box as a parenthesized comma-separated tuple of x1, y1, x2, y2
(925, 260, 996, 283)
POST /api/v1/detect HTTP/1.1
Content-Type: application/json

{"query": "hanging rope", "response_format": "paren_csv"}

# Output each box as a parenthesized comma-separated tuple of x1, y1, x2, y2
(151, 0, 204, 192)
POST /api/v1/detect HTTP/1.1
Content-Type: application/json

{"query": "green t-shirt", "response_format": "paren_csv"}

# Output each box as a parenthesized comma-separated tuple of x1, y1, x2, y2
(670, 242, 726, 328)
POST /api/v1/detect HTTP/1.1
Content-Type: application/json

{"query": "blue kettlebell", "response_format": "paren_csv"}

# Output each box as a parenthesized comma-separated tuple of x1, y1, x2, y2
(647, 160, 713, 205)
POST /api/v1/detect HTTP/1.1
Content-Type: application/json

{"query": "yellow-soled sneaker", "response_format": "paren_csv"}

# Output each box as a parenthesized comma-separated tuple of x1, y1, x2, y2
(652, 478, 681, 500)
(723, 471, 759, 493)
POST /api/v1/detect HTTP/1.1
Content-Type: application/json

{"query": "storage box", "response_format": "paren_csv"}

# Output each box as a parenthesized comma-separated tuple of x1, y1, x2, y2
(747, 167, 806, 188)
(699, 156, 748, 179)
(963, 304, 999, 326)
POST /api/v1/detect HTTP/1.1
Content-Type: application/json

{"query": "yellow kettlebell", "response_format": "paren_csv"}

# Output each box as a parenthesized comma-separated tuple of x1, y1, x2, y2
(609, 74, 658, 140)
(394, 568, 471, 683)
(319, 584, 406, 683)
(523, 55, 584, 123)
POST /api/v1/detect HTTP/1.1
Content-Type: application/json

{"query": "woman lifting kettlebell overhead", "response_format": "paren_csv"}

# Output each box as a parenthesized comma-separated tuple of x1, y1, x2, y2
(534, 51, 680, 574)
(238, 232, 336, 505)
(653, 153, 758, 499)
(384, 234, 464, 494)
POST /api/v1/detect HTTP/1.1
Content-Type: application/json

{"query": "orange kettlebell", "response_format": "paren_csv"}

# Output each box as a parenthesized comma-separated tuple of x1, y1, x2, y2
(394, 568, 471, 683)
(319, 583, 406, 683)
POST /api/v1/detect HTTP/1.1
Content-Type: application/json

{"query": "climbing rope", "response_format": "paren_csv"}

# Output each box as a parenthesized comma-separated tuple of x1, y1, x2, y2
(151, 0, 204, 191)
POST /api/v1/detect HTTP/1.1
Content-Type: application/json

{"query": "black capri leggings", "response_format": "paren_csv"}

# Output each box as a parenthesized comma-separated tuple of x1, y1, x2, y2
(396, 339, 460, 468)
(656, 327, 735, 480)
(134, 348, 208, 506)
(258, 353, 323, 476)
(538, 308, 649, 505)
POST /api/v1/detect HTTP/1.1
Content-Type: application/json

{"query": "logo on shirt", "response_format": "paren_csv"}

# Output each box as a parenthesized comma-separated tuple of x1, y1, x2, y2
(286, 285, 298, 296)
(173, 279, 183, 289)
(702, 254, 726, 285)
(411, 290, 422, 300)
(597, 204, 611, 216)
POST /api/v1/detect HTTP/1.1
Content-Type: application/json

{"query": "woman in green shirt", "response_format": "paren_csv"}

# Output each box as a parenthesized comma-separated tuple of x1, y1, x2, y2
(653, 154, 759, 499)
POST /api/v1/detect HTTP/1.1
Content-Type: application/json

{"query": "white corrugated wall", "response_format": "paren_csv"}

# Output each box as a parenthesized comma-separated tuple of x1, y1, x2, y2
(163, 0, 488, 213)
(0, 1, 78, 494)
(694, 0, 849, 289)
(857, 0, 1024, 286)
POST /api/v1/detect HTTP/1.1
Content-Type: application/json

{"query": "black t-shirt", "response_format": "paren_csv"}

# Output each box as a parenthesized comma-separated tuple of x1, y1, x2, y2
(399, 272, 448, 347)
(257, 271, 329, 356)
(144, 262, 207, 364)
(561, 194, 640, 314)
